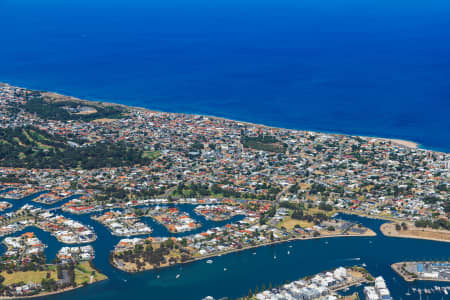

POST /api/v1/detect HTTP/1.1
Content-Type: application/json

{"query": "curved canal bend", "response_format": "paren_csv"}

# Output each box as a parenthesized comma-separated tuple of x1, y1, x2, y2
(0, 194, 449, 300)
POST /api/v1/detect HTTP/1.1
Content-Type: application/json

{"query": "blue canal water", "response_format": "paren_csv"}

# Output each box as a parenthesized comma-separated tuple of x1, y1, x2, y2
(0, 192, 80, 215)
(1, 0, 450, 152)
(0, 194, 449, 299)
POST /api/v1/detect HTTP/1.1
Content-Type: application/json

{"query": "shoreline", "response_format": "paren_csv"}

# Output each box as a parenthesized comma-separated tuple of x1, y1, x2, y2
(336, 210, 399, 222)
(112, 229, 376, 273)
(358, 136, 418, 149)
(380, 223, 450, 243)
(2, 82, 445, 154)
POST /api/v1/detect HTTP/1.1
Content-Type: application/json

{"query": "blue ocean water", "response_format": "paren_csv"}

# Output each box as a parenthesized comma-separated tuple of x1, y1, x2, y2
(0, 0, 449, 151)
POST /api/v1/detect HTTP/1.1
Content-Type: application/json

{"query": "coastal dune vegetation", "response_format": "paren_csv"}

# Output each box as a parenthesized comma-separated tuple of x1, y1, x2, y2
(20, 91, 126, 122)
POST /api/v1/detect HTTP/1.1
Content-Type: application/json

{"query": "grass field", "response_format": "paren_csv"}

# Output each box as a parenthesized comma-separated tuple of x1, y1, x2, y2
(306, 207, 337, 217)
(278, 217, 314, 230)
(74, 261, 107, 285)
(277, 206, 337, 231)
(143, 150, 160, 159)
(0, 270, 58, 286)
(0, 262, 106, 288)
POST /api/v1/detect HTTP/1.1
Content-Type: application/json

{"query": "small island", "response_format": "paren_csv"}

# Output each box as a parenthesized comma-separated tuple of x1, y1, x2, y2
(138, 206, 202, 233)
(91, 210, 152, 237)
(194, 204, 245, 221)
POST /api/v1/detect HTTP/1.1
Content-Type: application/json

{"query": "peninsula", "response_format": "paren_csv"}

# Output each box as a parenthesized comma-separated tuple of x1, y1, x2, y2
(392, 261, 450, 282)
(380, 222, 450, 243)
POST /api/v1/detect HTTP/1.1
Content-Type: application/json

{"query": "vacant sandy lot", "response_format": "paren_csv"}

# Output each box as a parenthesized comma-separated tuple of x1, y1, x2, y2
(381, 223, 450, 242)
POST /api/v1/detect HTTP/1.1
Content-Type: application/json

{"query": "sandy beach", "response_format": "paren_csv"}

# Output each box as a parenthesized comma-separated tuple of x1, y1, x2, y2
(359, 136, 419, 149)
(385, 138, 419, 149)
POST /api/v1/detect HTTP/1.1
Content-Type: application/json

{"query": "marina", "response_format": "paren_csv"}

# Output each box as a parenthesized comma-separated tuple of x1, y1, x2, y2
(392, 261, 450, 283)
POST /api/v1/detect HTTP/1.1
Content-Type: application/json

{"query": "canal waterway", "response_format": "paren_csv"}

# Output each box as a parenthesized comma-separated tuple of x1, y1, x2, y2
(0, 194, 449, 300)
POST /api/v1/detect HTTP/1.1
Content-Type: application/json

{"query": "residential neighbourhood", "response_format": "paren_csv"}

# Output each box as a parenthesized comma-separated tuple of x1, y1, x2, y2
(57, 245, 95, 263)
(92, 210, 152, 236)
(140, 206, 202, 233)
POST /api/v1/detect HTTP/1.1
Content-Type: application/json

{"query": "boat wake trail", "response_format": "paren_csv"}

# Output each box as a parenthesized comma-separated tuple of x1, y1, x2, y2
(338, 258, 361, 261)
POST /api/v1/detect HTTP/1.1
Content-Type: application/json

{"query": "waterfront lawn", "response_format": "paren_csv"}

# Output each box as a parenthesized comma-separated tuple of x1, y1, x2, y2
(278, 216, 313, 230)
(143, 150, 160, 159)
(1, 270, 58, 286)
(306, 207, 337, 217)
(74, 261, 107, 285)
